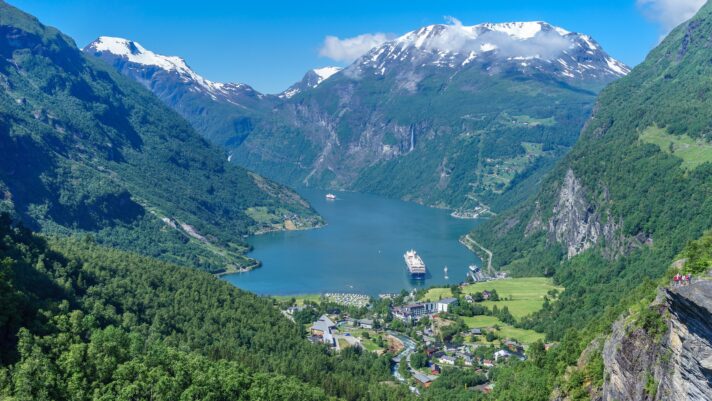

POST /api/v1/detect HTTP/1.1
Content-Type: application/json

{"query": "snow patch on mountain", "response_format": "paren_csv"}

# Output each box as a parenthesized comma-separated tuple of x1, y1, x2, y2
(84, 36, 259, 100)
(352, 20, 630, 82)
(279, 66, 343, 99)
(313, 66, 342, 84)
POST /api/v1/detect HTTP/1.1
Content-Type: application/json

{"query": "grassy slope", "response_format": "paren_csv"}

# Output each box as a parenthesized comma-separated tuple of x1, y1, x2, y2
(640, 125, 712, 169)
(423, 278, 561, 345)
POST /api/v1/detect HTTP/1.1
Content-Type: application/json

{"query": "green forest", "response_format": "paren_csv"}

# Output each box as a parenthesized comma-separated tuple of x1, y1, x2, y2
(2, 0, 712, 399)
(0, 215, 413, 400)
(1, 214, 601, 401)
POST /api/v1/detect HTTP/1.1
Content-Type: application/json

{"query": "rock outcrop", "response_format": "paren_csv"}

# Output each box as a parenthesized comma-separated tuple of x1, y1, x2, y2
(602, 280, 712, 401)
(539, 169, 644, 259)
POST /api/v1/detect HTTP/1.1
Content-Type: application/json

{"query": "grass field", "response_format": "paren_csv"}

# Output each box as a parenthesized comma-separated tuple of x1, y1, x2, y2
(426, 278, 562, 345)
(422, 277, 563, 311)
(462, 316, 501, 328)
(462, 315, 545, 345)
(640, 125, 712, 170)
(495, 324, 545, 344)
(462, 277, 563, 299)
(272, 294, 322, 306)
(361, 338, 383, 352)
(481, 300, 543, 319)
(421, 287, 454, 302)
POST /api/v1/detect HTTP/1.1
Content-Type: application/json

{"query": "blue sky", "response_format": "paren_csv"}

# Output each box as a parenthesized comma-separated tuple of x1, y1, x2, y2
(8, 0, 704, 93)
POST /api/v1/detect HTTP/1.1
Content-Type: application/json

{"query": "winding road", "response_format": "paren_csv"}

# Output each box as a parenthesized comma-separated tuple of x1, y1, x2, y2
(461, 234, 494, 276)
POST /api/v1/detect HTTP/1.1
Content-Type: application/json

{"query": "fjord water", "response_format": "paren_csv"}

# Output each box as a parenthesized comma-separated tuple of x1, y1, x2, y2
(223, 189, 482, 296)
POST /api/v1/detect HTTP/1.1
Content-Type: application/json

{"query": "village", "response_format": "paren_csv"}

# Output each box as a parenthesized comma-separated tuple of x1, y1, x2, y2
(277, 277, 563, 394)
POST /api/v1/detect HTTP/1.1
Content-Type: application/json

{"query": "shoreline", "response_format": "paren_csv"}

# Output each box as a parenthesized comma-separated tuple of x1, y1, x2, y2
(252, 221, 327, 236)
(213, 261, 261, 278)
(460, 234, 494, 276)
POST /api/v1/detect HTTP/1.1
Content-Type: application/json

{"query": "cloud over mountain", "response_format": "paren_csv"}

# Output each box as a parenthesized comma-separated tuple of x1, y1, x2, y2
(420, 17, 572, 60)
(637, 0, 705, 33)
(319, 32, 393, 63)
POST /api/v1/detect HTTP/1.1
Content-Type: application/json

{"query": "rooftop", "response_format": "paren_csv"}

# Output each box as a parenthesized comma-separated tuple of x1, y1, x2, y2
(438, 297, 458, 304)
(310, 315, 336, 332)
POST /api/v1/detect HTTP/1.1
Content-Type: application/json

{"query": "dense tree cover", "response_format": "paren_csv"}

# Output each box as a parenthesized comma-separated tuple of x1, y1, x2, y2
(679, 231, 712, 274)
(0, 212, 646, 401)
(422, 369, 488, 400)
(0, 215, 415, 400)
(0, 1, 320, 272)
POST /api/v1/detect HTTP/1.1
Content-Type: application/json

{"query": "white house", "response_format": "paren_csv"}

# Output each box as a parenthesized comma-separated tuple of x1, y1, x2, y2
(438, 355, 456, 366)
(436, 297, 459, 313)
(494, 349, 511, 361)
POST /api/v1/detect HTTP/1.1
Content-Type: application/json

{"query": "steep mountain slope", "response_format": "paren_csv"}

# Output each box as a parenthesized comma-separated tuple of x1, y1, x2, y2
(232, 21, 629, 211)
(470, 1, 712, 341)
(602, 279, 712, 401)
(0, 1, 320, 272)
(86, 21, 628, 212)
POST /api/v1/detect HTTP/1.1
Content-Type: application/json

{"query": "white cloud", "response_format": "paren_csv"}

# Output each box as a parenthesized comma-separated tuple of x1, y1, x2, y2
(319, 33, 392, 63)
(637, 0, 705, 33)
(420, 17, 572, 60)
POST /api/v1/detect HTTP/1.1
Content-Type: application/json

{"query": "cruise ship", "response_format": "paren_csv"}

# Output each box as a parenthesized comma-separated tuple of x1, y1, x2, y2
(404, 250, 426, 279)
(325, 193, 336, 200)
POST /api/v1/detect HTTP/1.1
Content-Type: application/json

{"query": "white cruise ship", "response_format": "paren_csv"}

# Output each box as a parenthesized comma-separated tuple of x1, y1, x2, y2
(404, 250, 426, 279)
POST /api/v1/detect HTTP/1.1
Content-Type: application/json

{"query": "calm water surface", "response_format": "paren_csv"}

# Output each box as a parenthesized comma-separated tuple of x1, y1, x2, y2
(222, 189, 482, 295)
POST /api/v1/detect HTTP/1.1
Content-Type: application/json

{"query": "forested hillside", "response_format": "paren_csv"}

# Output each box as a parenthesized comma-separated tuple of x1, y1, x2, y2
(450, 2, 712, 398)
(0, 214, 416, 400)
(0, 1, 321, 273)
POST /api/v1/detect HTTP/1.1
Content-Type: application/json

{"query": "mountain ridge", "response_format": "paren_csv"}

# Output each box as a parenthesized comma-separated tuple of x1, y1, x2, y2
(0, 1, 321, 272)
(86, 20, 629, 212)
(347, 20, 629, 84)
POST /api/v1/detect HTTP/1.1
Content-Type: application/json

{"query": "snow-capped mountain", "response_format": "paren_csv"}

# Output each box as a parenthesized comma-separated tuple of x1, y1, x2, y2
(84, 36, 272, 147)
(349, 21, 629, 83)
(280, 66, 343, 98)
(84, 36, 262, 103)
(85, 22, 630, 211)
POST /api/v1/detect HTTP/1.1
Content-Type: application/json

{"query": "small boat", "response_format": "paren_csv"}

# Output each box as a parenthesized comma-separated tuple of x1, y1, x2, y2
(325, 193, 336, 200)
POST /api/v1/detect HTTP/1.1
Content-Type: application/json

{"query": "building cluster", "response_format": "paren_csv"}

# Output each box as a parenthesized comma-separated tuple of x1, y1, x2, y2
(286, 285, 534, 394)
(309, 315, 336, 346)
(391, 298, 459, 321)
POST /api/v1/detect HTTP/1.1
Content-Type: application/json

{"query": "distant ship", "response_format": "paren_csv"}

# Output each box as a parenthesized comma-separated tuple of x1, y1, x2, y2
(404, 250, 426, 279)
(325, 193, 336, 200)
(444, 266, 448, 279)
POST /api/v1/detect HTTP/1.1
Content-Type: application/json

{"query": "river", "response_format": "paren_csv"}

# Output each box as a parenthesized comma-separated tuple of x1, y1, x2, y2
(222, 189, 482, 296)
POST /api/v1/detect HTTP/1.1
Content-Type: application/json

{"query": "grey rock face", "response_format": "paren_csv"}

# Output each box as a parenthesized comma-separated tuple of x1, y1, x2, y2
(603, 281, 712, 401)
(541, 169, 643, 259)
(545, 169, 623, 258)
(547, 169, 601, 258)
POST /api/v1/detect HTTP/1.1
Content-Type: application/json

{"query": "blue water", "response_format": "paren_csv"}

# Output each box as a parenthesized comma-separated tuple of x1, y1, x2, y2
(222, 189, 482, 296)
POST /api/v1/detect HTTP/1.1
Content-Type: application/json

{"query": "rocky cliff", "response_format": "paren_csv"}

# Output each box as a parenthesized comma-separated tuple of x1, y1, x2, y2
(602, 280, 712, 401)
(526, 168, 643, 260)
